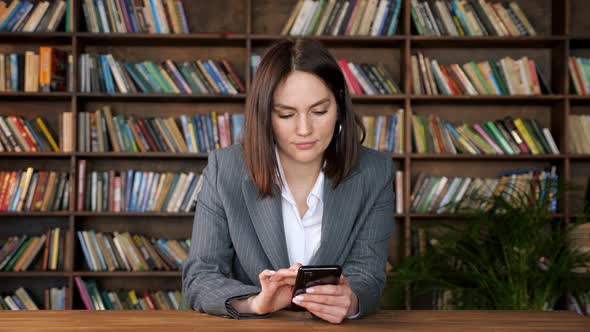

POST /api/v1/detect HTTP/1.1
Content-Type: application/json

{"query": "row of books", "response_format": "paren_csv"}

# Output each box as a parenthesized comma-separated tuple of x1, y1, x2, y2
(79, 53, 245, 95)
(76, 278, 181, 310)
(569, 56, 590, 96)
(0, 0, 70, 32)
(3, 286, 68, 310)
(361, 111, 404, 153)
(0, 48, 71, 92)
(338, 60, 401, 95)
(0, 227, 68, 272)
(77, 161, 203, 213)
(82, 0, 189, 34)
(411, 52, 550, 95)
(411, 0, 536, 36)
(411, 114, 560, 155)
(410, 167, 558, 214)
(2, 112, 585, 156)
(0, 115, 61, 153)
(569, 115, 590, 154)
(0, 170, 70, 212)
(0, 287, 39, 310)
(282, 0, 402, 37)
(78, 107, 245, 153)
(77, 230, 189, 272)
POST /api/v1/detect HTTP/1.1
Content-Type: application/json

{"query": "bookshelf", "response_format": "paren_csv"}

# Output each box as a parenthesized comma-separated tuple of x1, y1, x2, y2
(0, 0, 589, 310)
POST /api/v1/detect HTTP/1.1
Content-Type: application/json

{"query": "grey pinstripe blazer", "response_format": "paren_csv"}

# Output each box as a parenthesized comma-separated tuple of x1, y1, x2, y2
(182, 144, 395, 319)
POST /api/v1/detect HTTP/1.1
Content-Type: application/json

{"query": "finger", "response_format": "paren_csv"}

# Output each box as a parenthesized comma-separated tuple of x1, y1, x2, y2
(293, 294, 350, 307)
(289, 263, 302, 271)
(258, 269, 276, 286)
(306, 284, 345, 296)
(294, 300, 347, 320)
(268, 268, 297, 282)
(258, 269, 275, 279)
(275, 275, 297, 286)
(309, 310, 345, 324)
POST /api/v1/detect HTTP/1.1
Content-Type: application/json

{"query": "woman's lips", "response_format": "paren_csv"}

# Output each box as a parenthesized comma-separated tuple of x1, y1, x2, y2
(294, 141, 317, 150)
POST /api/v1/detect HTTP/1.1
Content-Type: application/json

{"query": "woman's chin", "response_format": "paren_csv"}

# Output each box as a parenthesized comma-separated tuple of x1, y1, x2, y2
(286, 150, 322, 165)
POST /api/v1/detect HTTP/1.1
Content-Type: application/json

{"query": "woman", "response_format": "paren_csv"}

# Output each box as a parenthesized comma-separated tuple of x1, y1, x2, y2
(182, 38, 395, 323)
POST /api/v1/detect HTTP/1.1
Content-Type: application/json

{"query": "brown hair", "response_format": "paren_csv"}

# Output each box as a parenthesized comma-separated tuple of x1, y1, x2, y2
(243, 38, 365, 198)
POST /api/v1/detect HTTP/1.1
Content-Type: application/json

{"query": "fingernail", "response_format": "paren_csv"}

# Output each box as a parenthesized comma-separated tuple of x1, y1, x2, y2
(294, 295, 304, 302)
(268, 271, 276, 275)
(306, 288, 315, 293)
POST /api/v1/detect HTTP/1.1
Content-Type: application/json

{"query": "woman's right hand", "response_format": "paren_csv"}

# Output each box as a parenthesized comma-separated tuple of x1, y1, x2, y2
(249, 263, 301, 315)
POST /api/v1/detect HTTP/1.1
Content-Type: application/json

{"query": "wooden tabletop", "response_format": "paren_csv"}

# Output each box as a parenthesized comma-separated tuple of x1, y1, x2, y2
(0, 310, 587, 331)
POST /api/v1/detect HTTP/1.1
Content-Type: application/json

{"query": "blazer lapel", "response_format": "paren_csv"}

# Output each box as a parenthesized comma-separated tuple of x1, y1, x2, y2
(310, 171, 361, 265)
(242, 178, 291, 270)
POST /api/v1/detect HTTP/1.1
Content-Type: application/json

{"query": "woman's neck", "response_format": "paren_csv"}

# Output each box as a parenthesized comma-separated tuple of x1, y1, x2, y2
(277, 150, 323, 190)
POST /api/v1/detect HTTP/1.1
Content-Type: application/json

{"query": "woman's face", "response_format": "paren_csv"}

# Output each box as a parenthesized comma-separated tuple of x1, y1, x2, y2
(271, 70, 338, 167)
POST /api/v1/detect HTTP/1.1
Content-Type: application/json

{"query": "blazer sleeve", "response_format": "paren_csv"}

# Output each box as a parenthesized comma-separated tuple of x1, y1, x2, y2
(182, 150, 266, 319)
(343, 157, 395, 318)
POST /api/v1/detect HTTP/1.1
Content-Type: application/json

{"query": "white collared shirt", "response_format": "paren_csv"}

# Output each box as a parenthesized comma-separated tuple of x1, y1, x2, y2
(275, 151, 360, 319)
(276, 151, 324, 266)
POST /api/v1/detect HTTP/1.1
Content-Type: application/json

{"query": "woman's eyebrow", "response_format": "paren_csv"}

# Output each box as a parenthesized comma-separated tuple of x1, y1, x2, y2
(274, 98, 330, 110)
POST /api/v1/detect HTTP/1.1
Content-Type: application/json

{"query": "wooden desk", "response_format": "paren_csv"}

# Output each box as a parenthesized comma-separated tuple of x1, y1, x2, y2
(0, 310, 586, 331)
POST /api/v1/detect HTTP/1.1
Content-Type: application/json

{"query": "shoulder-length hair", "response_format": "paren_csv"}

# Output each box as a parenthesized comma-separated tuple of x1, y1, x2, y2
(243, 38, 365, 198)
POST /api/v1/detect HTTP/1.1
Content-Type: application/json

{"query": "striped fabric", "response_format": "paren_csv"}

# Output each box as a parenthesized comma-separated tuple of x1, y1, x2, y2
(182, 144, 395, 319)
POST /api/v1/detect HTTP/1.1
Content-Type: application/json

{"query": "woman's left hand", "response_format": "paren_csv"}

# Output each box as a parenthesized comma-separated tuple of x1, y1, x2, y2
(291, 275, 358, 324)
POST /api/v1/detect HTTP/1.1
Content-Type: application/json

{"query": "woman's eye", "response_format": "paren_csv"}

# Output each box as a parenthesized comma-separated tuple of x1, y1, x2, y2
(278, 114, 294, 119)
(313, 110, 328, 115)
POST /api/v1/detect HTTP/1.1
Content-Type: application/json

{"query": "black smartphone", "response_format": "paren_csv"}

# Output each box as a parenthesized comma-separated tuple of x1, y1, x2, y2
(290, 265, 342, 311)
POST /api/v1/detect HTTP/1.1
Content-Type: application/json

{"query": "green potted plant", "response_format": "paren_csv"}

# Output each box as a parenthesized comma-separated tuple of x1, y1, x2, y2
(393, 179, 590, 311)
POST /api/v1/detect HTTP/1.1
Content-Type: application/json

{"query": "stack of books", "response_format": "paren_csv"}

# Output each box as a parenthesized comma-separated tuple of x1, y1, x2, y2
(78, 54, 245, 95)
(75, 278, 181, 310)
(0, 115, 62, 152)
(411, 0, 536, 36)
(411, 114, 559, 155)
(0, 228, 68, 271)
(0, 169, 71, 212)
(77, 230, 189, 272)
(0, 287, 39, 310)
(568, 115, 590, 154)
(0, 48, 72, 92)
(282, 0, 402, 36)
(569, 56, 590, 95)
(77, 107, 244, 153)
(411, 52, 551, 95)
(338, 59, 401, 95)
(410, 167, 558, 214)
(77, 161, 203, 213)
(0, 0, 71, 32)
(361, 110, 404, 153)
(82, 0, 189, 34)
